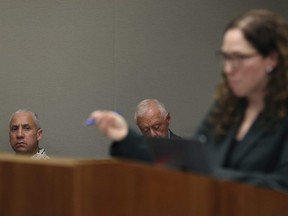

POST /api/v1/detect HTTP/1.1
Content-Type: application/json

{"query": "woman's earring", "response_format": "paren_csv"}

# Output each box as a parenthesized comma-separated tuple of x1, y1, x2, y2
(266, 66, 273, 73)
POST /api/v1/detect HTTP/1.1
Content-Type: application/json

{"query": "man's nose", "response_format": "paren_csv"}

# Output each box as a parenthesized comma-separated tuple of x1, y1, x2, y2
(16, 129, 24, 137)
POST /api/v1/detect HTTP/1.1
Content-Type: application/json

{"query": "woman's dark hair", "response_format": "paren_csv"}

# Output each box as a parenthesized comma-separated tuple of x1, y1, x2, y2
(210, 9, 288, 143)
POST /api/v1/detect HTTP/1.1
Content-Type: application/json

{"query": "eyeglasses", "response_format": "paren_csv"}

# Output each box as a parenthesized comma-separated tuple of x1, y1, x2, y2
(216, 51, 260, 69)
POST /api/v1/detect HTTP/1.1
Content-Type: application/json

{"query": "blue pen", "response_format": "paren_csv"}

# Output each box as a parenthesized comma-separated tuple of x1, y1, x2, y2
(84, 111, 121, 126)
(84, 118, 96, 126)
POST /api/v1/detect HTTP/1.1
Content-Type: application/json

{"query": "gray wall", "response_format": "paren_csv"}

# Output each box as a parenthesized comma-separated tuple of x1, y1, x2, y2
(0, 0, 287, 159)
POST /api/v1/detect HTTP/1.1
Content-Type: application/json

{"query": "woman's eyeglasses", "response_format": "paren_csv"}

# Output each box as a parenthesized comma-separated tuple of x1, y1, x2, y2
(216, 51, 259, 69)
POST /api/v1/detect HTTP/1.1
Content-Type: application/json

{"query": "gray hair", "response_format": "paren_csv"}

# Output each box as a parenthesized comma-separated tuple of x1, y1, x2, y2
(9, 109, 41, 129)
(134, 99, 168, 120)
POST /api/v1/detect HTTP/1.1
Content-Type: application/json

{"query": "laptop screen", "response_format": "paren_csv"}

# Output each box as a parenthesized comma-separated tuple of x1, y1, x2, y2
(145, 137, 213, 176)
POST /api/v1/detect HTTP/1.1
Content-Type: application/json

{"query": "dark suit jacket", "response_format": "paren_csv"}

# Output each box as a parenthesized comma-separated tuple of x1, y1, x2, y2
(169, 130, 181, 139)
(193, 104, 288, 192)
(110, 106, 288, 192)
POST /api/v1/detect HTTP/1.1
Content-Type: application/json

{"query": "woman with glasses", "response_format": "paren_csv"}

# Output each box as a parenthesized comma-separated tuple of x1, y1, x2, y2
(87, 9, 288, 191)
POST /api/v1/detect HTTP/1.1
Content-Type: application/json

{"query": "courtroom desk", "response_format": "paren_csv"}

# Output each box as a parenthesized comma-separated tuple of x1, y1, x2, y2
(0, 153, 287, 216)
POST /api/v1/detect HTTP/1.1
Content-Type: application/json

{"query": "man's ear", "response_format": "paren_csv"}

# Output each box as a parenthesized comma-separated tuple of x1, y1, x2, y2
(166, 112, 171, 123)
(37, 128, 43, 141)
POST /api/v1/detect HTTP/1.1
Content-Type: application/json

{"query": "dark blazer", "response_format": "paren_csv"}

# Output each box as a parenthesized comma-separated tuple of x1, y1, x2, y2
(110, 129, 155, 163)
(110, 107, 288, 192)
(169, 130, 181, 139)
(193, 106, 288, 192)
